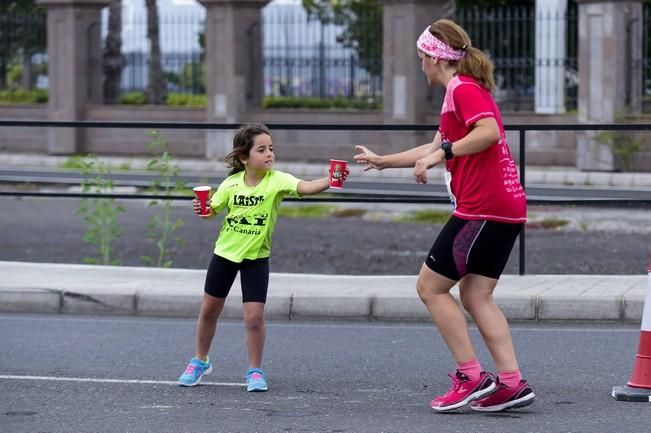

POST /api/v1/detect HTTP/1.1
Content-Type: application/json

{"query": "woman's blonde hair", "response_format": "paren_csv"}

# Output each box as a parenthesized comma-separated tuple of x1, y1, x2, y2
(428, 19, 496, 92)
(224, 123, 271, 176)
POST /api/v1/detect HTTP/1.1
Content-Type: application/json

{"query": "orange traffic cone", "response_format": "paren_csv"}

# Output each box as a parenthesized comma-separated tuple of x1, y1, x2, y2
(612, 256, 651, 402)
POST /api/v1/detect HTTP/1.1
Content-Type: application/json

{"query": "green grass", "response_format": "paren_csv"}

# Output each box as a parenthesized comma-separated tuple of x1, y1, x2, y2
(60, 155, 131, 172)
(278, 204, 367, 219)
(540, 218, 569, 229)
(394, 209, 450, 224)
(332, 208, 367, 218)
(278, 204, 336, 218)
(60, 155, 86, 170)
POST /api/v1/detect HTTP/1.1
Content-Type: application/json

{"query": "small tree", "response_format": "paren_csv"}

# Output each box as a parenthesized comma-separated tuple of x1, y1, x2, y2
(77, 156, 125, 265)
(142, 130, 186, 267)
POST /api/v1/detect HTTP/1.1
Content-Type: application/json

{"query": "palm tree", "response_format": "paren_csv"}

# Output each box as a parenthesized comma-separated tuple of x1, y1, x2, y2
(103, 0, 124, 103)
(145, 0, 166, 104)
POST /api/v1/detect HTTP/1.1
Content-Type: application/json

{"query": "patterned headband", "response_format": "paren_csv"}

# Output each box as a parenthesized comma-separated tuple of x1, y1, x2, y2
(416, 27, 465, 61)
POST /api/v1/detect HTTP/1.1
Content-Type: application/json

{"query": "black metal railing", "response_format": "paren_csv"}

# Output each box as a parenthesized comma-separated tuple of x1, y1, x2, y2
(1, 119, 650, 276)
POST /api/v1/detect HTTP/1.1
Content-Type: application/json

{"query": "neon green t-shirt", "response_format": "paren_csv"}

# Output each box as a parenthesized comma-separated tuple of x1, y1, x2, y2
(210, 170, 301, 262)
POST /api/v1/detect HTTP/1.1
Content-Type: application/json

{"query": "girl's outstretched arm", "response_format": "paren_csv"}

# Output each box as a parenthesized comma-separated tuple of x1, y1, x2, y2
(297, 168, 350, 195)
(297, 176, 330, 195)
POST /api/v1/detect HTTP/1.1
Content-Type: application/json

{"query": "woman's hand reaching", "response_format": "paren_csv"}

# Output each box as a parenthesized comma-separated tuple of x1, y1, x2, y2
(353, 145, 383, 171)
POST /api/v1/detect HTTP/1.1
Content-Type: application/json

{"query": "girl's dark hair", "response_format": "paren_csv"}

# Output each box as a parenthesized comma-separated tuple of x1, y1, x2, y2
(224, 123, 271, 175)
(429, 19, 496, 92)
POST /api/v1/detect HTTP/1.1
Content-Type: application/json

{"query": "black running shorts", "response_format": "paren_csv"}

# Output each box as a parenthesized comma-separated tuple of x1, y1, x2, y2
(204, 254, 269, 303)
(425, 216, 523, 281)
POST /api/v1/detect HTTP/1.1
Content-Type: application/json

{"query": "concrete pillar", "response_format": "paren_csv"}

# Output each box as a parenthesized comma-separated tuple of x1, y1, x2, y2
(535, 0, 567, 114)
(576, 0, 643, 171)
(37, 0, 108, 154)
(379, 0, 453, 150)
(199, 0, 270, 159)
(380, 1, 452, 124)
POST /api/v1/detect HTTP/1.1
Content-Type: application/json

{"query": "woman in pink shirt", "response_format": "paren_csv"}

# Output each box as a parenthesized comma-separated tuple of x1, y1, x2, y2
(354, 19, 534, 413)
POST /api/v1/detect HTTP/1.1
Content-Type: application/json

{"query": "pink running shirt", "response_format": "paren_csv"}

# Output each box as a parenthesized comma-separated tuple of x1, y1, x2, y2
(439, 75, 526, 223)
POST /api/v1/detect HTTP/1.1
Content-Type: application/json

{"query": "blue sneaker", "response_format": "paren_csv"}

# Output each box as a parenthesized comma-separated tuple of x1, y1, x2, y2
(245, 368, 268, 392)
(178, 357, 212, 386)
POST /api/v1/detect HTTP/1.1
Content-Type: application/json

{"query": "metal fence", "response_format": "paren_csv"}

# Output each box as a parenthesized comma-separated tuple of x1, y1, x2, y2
(107, 12, 205, 95)
(261, 3, 579, 110)
(261, 4, 382, 101)
(455, 4, 578, 112)
(0, 12, 48, 94)
(1, 118, 650, 276)
(2, 2, 650, 113)
(641, 3, 651, 113)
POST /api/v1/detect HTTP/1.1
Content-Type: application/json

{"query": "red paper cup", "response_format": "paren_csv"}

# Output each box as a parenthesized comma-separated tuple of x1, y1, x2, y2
(193, 185, 212, 216)
(329, 159, 347, 189)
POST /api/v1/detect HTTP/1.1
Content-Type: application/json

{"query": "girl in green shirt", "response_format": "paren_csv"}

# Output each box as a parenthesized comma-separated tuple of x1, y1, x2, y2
(178, 123, 348, 392)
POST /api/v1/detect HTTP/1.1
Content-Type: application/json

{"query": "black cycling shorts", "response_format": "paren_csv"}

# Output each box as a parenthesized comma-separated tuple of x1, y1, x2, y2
(425, 216, 523, 281)
(204, 254, 269, 303)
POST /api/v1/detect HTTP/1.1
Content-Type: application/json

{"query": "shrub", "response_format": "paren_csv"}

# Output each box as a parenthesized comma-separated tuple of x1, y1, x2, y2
(0, 89, 48, 104)
(263, 96, 381, 110)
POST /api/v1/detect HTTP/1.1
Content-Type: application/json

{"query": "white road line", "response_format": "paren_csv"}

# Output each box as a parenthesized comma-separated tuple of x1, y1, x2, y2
(0, 374, 244, 387)
(0, 314, 641, 332)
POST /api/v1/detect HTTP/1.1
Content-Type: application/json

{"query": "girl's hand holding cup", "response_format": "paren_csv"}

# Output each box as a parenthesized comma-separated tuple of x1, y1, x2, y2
(192, 198, 212, 217)
(329, 160, 349, 189)
(192, 185, 212, 217)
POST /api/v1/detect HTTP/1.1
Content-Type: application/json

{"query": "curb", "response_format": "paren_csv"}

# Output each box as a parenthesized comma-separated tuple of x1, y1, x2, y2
(0, 261, 646, 323)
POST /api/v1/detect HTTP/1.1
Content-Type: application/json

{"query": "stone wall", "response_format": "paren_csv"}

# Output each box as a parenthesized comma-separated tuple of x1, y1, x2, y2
(0, 106, 48, 153)
(3, 105, 650, 169)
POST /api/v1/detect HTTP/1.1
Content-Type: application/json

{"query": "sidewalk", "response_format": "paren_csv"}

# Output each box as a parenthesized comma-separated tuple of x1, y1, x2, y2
(0, 261, 648, 323)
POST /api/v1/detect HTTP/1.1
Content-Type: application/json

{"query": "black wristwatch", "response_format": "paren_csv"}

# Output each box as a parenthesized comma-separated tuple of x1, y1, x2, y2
(440, 141, 454, 160)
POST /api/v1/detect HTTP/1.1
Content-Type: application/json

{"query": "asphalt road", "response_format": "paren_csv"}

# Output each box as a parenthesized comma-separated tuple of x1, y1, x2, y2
(0, 313, 647, 433)
(0, 196, 648, 275)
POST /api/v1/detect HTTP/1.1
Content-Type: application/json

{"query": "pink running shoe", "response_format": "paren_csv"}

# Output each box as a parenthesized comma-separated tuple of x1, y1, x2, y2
(430, 370, 496, 412)
(470, 378, 535, 412)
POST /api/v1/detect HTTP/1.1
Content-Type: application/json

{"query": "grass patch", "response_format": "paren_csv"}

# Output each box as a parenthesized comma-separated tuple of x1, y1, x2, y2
(394, 209, 450, 224)
(332, 208, 367, 218)
(61, 155, 131, 172)
(540, 218, 569, 229)
(278, 204, 336, 218)
(278, 205, 367, 219)
(60, 155, 86, 170)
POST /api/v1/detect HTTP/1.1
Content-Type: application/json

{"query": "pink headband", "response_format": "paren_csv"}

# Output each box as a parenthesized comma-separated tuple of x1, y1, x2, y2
(416, 27, 465, 61)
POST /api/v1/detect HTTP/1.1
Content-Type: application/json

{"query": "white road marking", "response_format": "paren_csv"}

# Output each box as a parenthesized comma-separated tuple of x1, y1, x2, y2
(0, 374, 244, 387)
(0, 313, 641, 332)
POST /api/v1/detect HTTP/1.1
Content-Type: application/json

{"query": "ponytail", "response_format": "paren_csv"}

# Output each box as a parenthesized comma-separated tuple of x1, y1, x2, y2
(429, 19, 496, 92)
(224, 151, 245, 176)
(458, 46, 496, 92)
